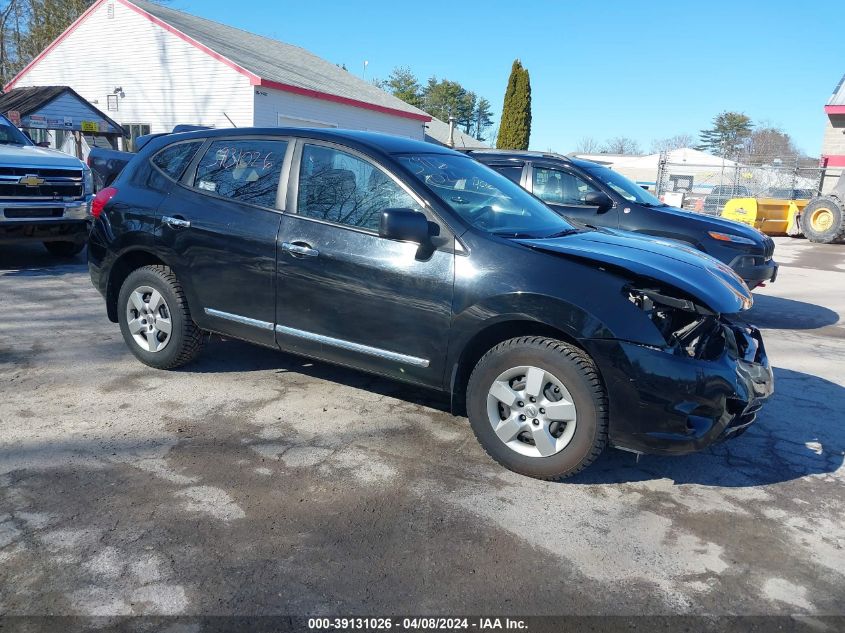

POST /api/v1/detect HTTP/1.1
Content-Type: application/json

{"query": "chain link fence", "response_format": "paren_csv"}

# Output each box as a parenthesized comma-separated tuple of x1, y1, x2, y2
(654, 154, 843, 215)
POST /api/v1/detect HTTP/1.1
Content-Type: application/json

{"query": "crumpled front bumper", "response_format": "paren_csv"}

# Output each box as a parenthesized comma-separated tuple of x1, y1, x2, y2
(583, 320, 774, 455)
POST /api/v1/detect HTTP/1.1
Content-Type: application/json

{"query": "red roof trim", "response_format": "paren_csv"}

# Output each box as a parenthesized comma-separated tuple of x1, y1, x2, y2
(825, 105, 845, 115)
(4, 0, 109, 91)
(5, 0, 430, 123)
(257, 79, 431, 122)
(822, 155, 845, 167)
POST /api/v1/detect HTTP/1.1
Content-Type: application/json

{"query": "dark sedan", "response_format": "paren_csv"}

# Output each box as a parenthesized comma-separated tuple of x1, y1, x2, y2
(88, 128, 773, 480)
(468, 150, 777, 289)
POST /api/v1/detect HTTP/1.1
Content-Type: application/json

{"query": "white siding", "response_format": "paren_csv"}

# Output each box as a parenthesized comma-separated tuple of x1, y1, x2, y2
(12, 0, 253, 134)
(253, 87, 425, 139)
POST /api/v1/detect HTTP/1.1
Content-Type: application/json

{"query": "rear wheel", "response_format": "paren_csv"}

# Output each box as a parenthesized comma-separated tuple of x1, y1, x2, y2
(117, 265, 204, 369)
(43, 241, 85, 257)
(801, 197, 845, 243)
(466, 336, 608, 480)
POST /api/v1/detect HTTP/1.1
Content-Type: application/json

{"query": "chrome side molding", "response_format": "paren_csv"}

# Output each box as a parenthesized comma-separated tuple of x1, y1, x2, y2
(204, 308, 274, 331)
(275, 324, 430, 368)
(203, 308, 430, 368)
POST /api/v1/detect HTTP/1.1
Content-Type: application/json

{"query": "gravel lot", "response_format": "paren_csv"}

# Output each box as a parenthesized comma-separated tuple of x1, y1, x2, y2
(1, 237, 843, 618)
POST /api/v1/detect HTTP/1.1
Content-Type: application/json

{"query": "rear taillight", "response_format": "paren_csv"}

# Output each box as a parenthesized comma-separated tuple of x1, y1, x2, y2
(91, 187, 117, 218)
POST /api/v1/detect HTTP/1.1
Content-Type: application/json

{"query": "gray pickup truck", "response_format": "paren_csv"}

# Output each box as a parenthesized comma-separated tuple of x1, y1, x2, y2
(0, 114, 93, 257)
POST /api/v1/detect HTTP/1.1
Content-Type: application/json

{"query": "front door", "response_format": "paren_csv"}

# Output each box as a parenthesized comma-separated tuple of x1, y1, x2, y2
(157, 137, 291, 346)
(274, 141, 454, 387)
(530, 163, 620, 229)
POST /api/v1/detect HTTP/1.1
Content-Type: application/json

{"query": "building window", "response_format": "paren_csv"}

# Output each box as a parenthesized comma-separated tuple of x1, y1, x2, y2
(107, 94, 119, 111)
(125, 123, 151, 151)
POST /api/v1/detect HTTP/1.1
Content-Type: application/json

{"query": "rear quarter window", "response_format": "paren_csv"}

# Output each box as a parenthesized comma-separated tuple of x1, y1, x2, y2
(151, 141, 204, 181)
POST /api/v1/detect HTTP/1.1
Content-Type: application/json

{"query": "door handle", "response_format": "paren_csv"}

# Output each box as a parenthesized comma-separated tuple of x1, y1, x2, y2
(162, 215, 191, 229)
(281, 242, 319, 257)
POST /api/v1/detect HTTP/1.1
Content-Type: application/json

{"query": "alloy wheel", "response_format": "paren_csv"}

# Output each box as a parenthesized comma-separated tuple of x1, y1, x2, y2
(125, 285, 173, 353)
(486, 365, 578, 458)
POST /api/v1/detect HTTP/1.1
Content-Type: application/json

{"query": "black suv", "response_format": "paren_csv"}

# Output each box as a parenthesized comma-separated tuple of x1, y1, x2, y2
(468, 150, 777, 289)
(88, 128, 773, 480)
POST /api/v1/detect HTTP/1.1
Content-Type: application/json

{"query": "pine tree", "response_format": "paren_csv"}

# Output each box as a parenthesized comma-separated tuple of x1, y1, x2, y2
(696, 112, 753, 159)
(496, 60, 531, 150)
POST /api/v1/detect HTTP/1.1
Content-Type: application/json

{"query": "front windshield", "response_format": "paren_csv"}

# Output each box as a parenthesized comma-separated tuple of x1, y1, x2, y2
(582, 163, 664, 206)
(398, 154, 574, 238)
(0, 116, 33, 146)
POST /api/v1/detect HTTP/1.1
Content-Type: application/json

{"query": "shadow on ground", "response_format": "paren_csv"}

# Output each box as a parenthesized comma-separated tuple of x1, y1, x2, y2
(186, 336, 451, 413)
(743, 293, 840, 330)
(186, 340, 844, 487)
(569, 367, 844, 487)
(0, 243, 87, 277)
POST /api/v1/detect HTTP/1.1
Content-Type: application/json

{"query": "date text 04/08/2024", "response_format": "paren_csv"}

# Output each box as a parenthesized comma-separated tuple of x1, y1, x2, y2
(306, 617, 528, 630)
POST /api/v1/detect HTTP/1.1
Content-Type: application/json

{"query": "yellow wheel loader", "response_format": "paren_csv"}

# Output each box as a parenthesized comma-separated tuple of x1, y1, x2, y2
(722, 172, 845, 243)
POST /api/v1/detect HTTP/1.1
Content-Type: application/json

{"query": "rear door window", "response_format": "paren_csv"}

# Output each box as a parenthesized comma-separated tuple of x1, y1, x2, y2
(193, 139, 288, 208)
(488, 164, 524, 184)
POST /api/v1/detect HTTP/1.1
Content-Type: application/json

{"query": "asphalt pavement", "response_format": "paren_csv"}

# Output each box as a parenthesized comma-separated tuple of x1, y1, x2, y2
(0, 237, 843, 619)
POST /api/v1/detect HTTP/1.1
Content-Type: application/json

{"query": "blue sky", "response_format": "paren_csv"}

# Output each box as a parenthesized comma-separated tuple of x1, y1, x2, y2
(171, 0, 841, 156)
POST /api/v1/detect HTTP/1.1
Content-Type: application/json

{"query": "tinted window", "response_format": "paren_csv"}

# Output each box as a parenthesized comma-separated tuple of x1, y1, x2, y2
(398, 154, 573, 238)
(533, 166, 599, 205)
(297, 144, 422, 231)
(194, 139, 288, 208)
(152, 141, 203, 180)
(489, 164, 524, 184)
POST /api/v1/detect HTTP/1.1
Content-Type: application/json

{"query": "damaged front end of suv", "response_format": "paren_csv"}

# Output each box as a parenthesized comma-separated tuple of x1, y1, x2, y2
(585, 284, 774, 455)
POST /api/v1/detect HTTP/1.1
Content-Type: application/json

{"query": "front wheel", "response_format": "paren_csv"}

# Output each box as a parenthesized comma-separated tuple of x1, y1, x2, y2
(43, 241, 85, 257)
(466, 337, 608, 481)
(117, 265, 204, 369)
(800, 197, 845, 244)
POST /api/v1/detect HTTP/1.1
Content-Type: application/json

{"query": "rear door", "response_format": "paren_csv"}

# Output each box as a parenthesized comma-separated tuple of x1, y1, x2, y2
(529, 163, 620, 228)
(156, 136, 292, 346)
(274, 140, 454, 387)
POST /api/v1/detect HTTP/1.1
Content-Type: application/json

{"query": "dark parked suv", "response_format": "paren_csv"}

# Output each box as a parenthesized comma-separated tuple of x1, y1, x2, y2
(88, 128, 773, 480)
(468, 150, 777, 289)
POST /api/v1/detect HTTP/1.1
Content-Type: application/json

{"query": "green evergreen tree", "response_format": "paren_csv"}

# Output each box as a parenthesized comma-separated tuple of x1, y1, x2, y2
(496, 59, 531, 150)
(696, 112, 753, 159)
(472, 97, 494, 141)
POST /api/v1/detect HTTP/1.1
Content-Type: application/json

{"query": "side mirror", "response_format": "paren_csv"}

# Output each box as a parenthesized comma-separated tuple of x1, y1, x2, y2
(379, 208, 430, 243)
(584, 191, 614, 213)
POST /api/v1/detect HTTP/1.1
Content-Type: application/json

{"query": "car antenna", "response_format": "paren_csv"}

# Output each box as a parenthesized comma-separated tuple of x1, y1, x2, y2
(223, 112, 237, 128)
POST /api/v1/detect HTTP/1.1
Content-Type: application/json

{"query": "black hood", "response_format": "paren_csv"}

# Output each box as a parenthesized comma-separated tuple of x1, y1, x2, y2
(516, 229, 753, 314)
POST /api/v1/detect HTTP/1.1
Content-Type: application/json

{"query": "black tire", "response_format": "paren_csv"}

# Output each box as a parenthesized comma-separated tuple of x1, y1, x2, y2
(800, 197, 845, 244)
(43, 241, 85, 257)
(466, 336, 608, 481)
(117, 265, 204, 369)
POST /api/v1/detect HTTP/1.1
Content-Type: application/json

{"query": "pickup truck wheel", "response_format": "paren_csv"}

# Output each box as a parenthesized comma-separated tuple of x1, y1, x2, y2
(43, 241, 85, 257)
(466, 337, 607, 480)
(117, 265, 204, 369)
(801, 197, 845, 243)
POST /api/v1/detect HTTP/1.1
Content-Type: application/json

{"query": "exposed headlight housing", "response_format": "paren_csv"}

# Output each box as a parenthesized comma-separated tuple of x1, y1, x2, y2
(628, 287, 726, 360)
(708, 231, 756, 245)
